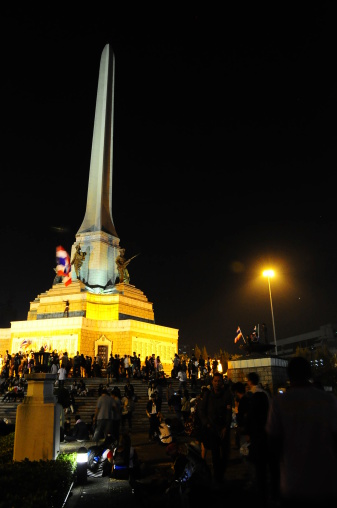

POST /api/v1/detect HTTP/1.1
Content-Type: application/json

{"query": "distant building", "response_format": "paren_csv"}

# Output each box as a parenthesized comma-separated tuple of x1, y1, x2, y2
(178, 344, 191, 358)
(277, 323, 337, 358)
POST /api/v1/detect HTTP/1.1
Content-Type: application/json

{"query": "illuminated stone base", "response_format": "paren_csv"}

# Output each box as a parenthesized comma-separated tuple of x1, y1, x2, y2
(7, 281, 178, 375)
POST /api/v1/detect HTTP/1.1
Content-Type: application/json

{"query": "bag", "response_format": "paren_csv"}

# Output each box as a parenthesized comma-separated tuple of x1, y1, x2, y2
(182, 400, 191, 412)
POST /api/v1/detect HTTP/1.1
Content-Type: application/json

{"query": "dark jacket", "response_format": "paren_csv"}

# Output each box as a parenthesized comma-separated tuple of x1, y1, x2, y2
(198, 386, 232, 436)
(72, 419, 89, 440)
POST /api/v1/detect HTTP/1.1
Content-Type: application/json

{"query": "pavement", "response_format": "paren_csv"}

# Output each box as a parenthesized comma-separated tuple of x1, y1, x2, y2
(60, 430, 265, 507)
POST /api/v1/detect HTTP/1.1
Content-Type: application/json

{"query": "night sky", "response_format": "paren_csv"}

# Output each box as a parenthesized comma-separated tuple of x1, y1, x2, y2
(1, 5, 337, 355)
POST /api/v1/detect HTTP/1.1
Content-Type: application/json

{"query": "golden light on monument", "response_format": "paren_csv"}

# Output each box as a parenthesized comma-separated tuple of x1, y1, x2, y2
(262, 269, 277, 355)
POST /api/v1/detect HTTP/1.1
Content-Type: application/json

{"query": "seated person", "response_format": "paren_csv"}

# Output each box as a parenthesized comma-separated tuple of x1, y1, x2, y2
(2, 385, 24, 402)
(15, 385, 25, 400)
(64, 414, 89, 442)
(64, 417, 71, 435)
(109, 432, 137, 482)
(77, 379, 88, 396)
(69, 380, 79, 396)
(2, 388, 14, 402)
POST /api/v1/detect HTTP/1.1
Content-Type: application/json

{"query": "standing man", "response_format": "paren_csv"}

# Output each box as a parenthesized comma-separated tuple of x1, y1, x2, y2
(57, 363, 67, 388)
(73, 351, 81, 378)
(111, 388, 122, 444)
(107, 354, 113, 383)
(92, 388, 115, 445)
(146, 393, 160, 441)
(198, 372, 233, 486)
(13, 353, 21, 378)
(172, 353, 180, 377)
(244, 372, 270, 505)
(232, 381, 250, 449)
(113, 354, 120, 382)
(266, 356, 337, 506)
(198, 355, 205, 378)
(190, 355, 198, 390)
(63, 300, 70, 318)
(177, 369, 187, 391)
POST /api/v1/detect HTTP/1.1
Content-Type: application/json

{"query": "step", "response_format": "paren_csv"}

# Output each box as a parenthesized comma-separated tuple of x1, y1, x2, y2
(0, 376, 201, 431)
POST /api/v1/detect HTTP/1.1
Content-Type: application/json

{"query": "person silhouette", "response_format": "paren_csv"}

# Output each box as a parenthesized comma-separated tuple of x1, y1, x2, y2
(266, 356, 337, 506)
(63, 300, 70, 317)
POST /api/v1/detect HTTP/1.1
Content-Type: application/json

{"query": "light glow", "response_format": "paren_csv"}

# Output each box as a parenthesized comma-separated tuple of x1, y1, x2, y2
(263, 269, 275, 278)
(77, 448, 88, 464)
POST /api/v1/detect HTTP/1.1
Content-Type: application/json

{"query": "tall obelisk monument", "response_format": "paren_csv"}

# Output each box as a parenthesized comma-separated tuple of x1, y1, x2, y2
(71, 44, 120, 291)
(7, 43, 179, 389)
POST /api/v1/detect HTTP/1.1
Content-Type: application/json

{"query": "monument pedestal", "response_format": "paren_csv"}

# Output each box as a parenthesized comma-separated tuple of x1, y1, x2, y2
(228, 355, 288, 394)
(13, 373, 61, 462)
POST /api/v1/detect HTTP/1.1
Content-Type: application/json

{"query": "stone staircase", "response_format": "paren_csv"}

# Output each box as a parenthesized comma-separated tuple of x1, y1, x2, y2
(0, 376, 201, 433)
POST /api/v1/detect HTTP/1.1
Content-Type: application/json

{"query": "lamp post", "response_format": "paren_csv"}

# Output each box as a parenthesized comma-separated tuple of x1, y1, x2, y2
(262, 269, 278, 355)
(76, 446, 88, 485)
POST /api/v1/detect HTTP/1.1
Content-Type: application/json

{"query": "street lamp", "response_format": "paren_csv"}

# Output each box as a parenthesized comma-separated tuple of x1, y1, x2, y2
(76, 446, 88, 485)
(262, 269, 278, 355)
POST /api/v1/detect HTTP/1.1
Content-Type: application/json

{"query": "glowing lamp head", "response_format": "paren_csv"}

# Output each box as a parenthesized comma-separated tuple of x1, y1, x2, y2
(263, 269, 275, 278)
(77, 447, 88, 464)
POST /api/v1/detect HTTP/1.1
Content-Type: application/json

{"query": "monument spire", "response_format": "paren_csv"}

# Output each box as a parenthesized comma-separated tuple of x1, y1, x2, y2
(70, 44, 120, 291)
(78, 44, 118, 237)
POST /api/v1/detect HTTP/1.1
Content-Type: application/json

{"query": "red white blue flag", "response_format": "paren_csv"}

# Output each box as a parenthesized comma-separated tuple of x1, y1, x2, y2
(56, 246, 72, 286)
(234, 326, 243, 343)
(20, 339, 32, 349)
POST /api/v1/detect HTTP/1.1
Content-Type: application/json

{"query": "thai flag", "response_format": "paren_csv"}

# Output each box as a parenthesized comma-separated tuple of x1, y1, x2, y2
(56, 246, 72, 286)
(20, 339, 32, 349)
(234, 327, 243, 343)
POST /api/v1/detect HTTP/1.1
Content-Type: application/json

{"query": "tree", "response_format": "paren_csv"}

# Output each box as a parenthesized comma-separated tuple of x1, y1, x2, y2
(295, 346, 337, 392)
(194, 344, 201, 359)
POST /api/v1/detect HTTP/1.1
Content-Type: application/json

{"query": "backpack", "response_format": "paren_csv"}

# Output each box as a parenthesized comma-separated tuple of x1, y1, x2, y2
(87, 446, 104, 473)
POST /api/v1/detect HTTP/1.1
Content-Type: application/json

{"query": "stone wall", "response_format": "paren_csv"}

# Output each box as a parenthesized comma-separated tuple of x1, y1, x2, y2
(227, 356, 289, 394)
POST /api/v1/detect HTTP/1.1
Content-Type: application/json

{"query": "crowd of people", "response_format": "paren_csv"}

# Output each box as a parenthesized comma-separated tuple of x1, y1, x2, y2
(57, 353, 337, 506)
(143, 355, 337, 507)
(0, 347, 224, 386)
(1, 346, 337, 505)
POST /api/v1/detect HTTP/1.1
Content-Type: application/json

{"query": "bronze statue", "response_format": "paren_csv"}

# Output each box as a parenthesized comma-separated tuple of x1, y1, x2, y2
(115, 248, 139, 284)
(71, 244, 87, 278)
(53, 268, 63, 285)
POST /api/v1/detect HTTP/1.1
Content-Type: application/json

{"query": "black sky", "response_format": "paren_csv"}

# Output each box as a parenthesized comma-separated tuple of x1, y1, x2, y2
(1, 5, 337, 355)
